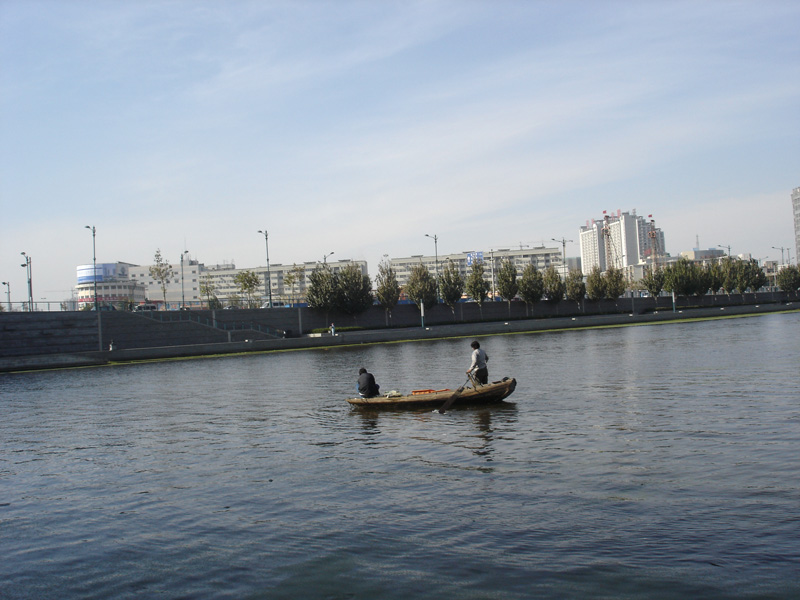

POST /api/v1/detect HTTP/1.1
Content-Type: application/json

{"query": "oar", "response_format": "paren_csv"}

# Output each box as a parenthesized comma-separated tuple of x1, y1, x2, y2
(438, 376, 471, 414)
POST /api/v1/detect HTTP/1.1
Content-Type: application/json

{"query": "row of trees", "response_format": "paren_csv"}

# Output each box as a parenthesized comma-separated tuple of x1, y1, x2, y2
(142, 247, 799, 314)
(305, 257, 800, 318)
(640, 257, 799, 298)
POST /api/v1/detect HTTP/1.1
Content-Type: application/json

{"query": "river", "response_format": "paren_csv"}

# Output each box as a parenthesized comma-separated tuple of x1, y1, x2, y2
(2, 312, 798, 599)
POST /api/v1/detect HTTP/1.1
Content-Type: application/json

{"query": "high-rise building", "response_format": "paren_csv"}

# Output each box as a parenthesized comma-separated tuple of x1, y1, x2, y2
(793, 186, 800, 265)
(579, 210, 665, 272)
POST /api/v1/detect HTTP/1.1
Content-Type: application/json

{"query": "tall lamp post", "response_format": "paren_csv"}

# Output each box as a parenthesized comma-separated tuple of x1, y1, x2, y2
(84, 226, 103, 350)
(425, 233, 439, 302)
(85, 226, 98, 310)
(1, 281, 9, 311)
(20, 252, 32, 311)
(551, 237, 573, 277)
(718, 244, 731, 258)
(258, 230, 272, 308)
(323, 251, 334, 264)
(180, 250, 189, 309)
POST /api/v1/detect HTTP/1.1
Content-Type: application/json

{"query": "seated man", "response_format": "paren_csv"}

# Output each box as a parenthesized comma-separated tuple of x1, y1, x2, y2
(357, 367, 381, 398)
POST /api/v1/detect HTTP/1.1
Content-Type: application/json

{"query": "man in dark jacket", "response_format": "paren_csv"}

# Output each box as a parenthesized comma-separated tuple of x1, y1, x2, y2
(357, 367, 381, 398)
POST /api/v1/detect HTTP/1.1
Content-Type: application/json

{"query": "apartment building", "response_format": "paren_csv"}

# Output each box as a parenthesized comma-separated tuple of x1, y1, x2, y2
(580, 210, 666, 272)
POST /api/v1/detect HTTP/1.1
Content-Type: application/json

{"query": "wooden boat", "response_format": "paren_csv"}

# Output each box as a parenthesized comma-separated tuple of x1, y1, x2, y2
(346, 377, 516, 409)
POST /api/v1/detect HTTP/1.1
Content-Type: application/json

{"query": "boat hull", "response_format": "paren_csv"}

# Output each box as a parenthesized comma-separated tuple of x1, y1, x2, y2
(346, 377, 516, 409)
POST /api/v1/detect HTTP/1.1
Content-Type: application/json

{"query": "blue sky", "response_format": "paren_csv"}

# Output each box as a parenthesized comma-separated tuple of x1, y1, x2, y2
(2, 0, 799, 303)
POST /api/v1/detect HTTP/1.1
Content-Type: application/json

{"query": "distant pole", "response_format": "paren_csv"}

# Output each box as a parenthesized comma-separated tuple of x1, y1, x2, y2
(490, 249, 495, 301)
(20, 252, 32, 311)
(323, 251, 334, 264)
(551, 237, 573, 277)
(258, 230, 272, 307)
(718, 244, 731, 258)
(1, 281, 9, 311)
(180, 250, 189, 309)
(85, 226, 98, 310)
(772, 246, 786, 265)
(84, 226, 102, 350)
(425, 234, 439, 302)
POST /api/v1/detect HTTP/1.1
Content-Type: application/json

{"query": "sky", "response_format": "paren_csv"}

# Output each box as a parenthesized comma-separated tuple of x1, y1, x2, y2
(1, 0, 799, 304)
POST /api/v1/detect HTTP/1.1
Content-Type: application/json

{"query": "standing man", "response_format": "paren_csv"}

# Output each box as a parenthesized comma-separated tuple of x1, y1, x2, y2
(466, 340, 489, 385)
(357, 368, 381, 398)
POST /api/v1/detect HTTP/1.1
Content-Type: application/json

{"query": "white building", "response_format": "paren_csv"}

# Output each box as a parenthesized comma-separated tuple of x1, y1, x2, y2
(580, 210, 666, 272)
(75, 262, 146, 309)
(124, 258, 368, 308)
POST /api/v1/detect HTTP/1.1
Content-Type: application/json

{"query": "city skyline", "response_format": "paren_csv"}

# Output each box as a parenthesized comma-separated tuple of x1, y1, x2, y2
(2, 1, 799, 303)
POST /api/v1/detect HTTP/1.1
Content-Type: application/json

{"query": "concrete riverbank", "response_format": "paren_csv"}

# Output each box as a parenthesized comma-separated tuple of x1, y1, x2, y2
(1, 302, 795, 373)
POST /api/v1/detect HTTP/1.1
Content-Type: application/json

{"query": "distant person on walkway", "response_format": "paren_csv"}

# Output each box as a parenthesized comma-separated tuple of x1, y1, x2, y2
(357, 368, 381, 398)
(330, 323, 336, 336)
(466, 340, 489, 385)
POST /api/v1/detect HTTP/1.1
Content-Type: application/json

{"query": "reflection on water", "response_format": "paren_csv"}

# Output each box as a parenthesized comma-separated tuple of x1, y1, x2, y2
(1, 312, 799, 599)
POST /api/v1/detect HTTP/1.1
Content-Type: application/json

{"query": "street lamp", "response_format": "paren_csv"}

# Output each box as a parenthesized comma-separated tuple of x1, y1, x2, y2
(180, 250, 189, 309)
(425, 233, 439, 302)
(323, 252, 334, 264)
(20, 252, 32, 311)
(1, 281, 9, 311)
(718, 244, 731, 258)
(552, 237, 573, 276)
(258, 230, 272, 308)
(85, 226, 98, 310)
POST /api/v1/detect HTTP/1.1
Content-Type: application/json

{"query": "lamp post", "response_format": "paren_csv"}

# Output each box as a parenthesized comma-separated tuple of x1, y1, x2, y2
(180, 250, 189, 309)
(718, 244, 731, 258)
(1, 281, 9, 311)
(552, 237, 573, 277)
(84, 226, 103, 350)
(323, 252, 334, 264)
(425, 233, 439, 302)
(20, 252, 32, 311)
(85, 226, 98, 310)
(258, 230, 272, 308)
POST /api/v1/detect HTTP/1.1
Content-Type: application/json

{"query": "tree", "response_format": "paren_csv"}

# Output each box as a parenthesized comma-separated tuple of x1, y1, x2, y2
(776, 265, 800, 293)
(337, 264, 373, 316)
(604, 266, 627, 299)
(438, 259, 464, 318)
(585, 266, 606, 301)
(306, 265, 339, 313)
(375, 258, 400, 321)
(705, 262, 724, 295)
(405, 262, 437, 311)
(234, 270, 262, 308)
(735, 259, 767, 295)
(282, 264, 305, 306)
(542, 266, 565, 304)
(496, 259, 519, 311)
(640, 266, 665, 300)
(200, 274, 217, 309)
(665, 258, 699, 297)
(465, 260, 490, 309)
(565, 269, 586, 305)
(693, 265, 711, 296)
(149, 249, 174, 309)
(518, 264, 544, 307)
(720, 258, 738, 295)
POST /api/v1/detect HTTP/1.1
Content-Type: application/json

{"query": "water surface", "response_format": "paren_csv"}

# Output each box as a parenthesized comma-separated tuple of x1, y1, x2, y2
(2, 313, 799, 598)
